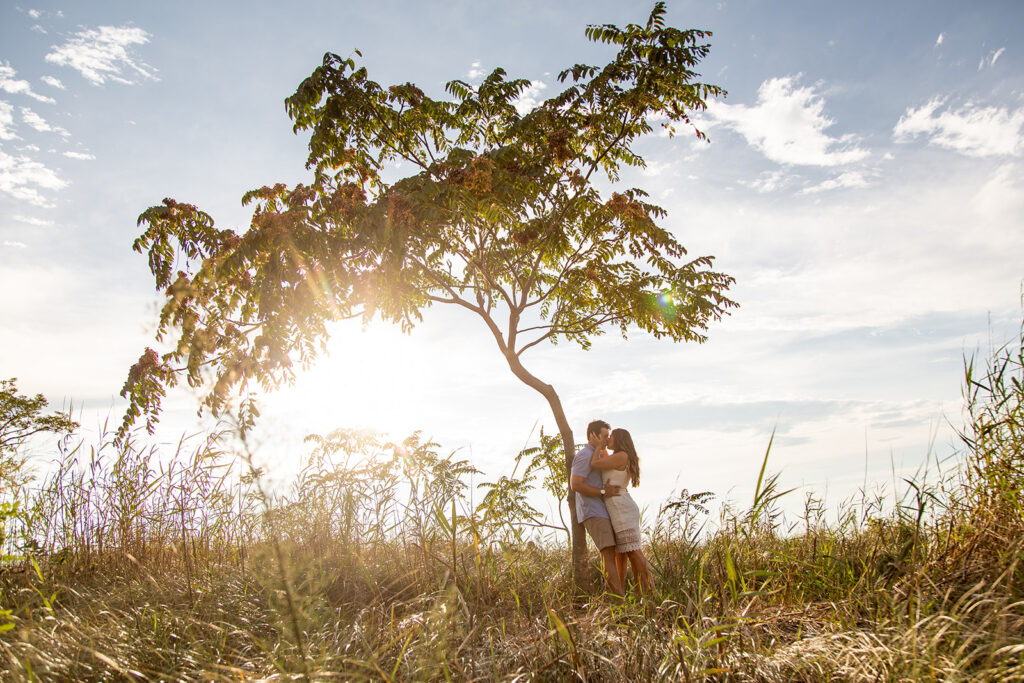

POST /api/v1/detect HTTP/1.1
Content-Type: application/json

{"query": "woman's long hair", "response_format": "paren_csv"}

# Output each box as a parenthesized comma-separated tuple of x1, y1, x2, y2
(611, 428, 640, 487)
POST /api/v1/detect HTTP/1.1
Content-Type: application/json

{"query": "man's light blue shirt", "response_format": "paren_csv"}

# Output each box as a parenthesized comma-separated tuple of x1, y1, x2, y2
(572, 444, 609, 522)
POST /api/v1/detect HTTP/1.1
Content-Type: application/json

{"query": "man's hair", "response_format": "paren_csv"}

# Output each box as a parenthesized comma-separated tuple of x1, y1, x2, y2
(586, 420, 610, 439)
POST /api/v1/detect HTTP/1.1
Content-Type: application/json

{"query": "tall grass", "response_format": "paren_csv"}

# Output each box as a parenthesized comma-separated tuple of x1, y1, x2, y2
(1, 321, 1022, 680)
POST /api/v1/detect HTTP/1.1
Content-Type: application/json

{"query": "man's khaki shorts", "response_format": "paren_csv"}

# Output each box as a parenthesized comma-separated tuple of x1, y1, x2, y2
(582, 516, 616, 550)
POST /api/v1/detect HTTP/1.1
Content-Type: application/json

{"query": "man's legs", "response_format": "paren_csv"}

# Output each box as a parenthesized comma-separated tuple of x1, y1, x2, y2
(583, 517, 623, 595)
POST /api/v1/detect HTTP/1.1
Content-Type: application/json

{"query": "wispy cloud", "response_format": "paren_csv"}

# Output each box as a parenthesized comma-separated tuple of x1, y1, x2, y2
(893, 99, 1024, 157)
(971, 163, 1024, 228)
(0, 62, 57, 104)
(978, 47, 1006, 71)
(935, 33, 945, 47)
(0, 147, 67, 206)
(45, 25, 157, 86)
(0, 102, 17, 140)
(20, 107, 69, 137)
(467, 60, 485, 81)
(800, 170, 870, 194)
(513, 79, 547, 115)
(40, 76, 64, 89)
(641, 160, 675, 178)
(3, 240, 28, 248)
(741, 169, 797, 193)
(12, 214, 53, 226)
(19, 7, 62, 20)
(704, 75, 869, 166)
(63, 150, 95, 160)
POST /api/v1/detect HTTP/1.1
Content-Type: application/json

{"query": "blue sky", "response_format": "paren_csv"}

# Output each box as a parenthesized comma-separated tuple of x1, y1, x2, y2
(2, 1, 1022, 524)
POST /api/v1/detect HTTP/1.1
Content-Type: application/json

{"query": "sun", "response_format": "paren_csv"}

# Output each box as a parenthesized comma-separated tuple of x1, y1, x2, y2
(261, 320, 437, 443)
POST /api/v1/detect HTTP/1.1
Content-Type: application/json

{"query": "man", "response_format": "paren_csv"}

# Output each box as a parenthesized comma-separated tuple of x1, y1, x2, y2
(570, 419, 624, 595)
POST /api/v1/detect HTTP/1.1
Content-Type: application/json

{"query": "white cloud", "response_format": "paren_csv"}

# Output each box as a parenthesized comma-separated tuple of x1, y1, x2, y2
(513, 79, 547, 116)
(646, 112, 685, 138)
(467, 60, 484, 81)
(704, 75, 869, 166)
(20, 107, 69, 137)
(669, 158, 1024, 342)
(741, 169, 797, 193)
(30, 25, 47, 35)
(978, 47, 1006, 71)
(0, 62, 57, 104)
(641, 160, 674, 177)
(0, 101, 17, 140)
(0, 147, 67, 206)
(40, 76, 64, 89)
(12, 214, 53, 226)
(935, 33, 945, 47)
(893, 98, 1024, 157)
(45, 25, 157, 86)
(3, 240, 27, 248)
(28, 9, 42, 19)
(971, 163, 1024, 228)
(63, 150, 95, 160)
(800, 170, 870, 194)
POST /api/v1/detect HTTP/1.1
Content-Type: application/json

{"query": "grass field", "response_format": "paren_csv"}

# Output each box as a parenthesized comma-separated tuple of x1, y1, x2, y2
(1, 323, 1022, 681)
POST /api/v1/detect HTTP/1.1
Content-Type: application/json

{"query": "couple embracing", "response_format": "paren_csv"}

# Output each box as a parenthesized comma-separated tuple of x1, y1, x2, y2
(570, 419, 655, 596)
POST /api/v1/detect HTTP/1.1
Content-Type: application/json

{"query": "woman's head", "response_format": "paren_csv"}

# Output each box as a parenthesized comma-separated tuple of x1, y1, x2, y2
(610, 428, 640, 488)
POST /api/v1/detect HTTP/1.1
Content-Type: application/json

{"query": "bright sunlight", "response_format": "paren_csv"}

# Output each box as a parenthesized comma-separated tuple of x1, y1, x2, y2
(264, 321, 437, 442)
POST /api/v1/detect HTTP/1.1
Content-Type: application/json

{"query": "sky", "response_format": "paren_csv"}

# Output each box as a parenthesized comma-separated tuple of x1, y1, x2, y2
(2, 0, 1022, 528)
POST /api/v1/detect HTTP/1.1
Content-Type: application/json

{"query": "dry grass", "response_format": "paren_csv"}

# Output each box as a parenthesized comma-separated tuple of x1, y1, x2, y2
(1, 322, 1022, 680)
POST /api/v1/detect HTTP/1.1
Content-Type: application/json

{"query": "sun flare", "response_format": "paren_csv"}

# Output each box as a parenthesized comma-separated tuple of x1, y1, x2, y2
(262, 321, 440, 443)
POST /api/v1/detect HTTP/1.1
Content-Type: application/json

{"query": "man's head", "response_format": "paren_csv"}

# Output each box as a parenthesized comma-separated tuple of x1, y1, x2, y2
(586, 419, 610, 448)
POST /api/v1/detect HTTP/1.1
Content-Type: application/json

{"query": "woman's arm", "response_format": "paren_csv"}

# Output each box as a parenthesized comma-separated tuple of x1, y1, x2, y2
(590, 449, 628, 470)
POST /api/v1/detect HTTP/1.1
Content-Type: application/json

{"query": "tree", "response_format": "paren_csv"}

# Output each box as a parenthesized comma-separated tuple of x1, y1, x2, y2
(1, 378, 78, 493)
(121, 2, 737, 589)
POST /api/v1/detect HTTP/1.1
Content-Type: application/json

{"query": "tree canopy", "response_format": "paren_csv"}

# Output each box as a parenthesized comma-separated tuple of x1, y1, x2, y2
(122, 3, 735, 438)
(1, 378, 78, 492)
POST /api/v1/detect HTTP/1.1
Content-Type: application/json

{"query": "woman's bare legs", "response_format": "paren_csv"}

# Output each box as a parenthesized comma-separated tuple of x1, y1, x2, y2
(615, 552, 628, 591)
(627, 550, 655, 594)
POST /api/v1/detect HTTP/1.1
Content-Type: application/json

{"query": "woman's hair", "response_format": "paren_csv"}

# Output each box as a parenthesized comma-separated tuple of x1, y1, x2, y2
(611, 428, 640, 487)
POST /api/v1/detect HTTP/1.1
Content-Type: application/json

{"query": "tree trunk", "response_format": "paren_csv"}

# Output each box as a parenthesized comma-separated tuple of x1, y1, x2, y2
(502, 353, 590, 593)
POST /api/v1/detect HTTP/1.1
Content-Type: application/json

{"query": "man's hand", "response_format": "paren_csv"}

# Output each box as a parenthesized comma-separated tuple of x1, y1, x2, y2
(604, 484, 622, 497)
(571, 475, 612, 498)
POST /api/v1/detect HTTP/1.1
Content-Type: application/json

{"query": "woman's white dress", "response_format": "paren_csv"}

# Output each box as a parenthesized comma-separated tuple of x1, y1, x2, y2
(602, 467, 642, 553)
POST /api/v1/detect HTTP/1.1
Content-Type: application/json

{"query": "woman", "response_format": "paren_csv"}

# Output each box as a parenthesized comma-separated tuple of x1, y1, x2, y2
(590, 428, 655, 593)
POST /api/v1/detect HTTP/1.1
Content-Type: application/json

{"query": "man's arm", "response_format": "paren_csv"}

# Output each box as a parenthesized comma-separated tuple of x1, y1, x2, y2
(570, 475, 620, 497)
